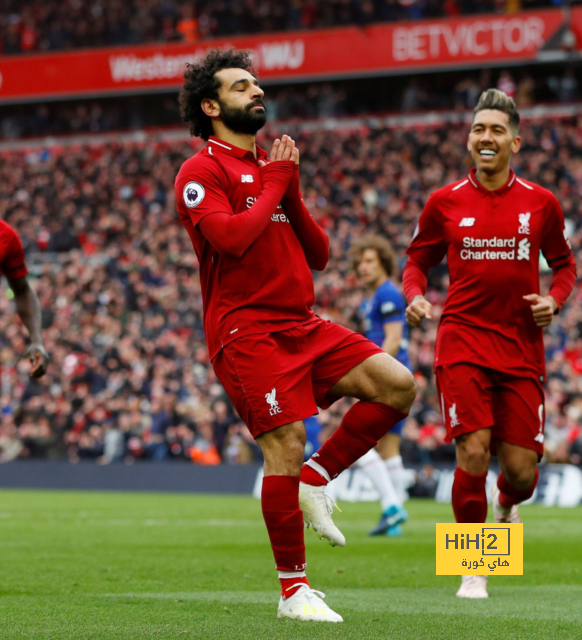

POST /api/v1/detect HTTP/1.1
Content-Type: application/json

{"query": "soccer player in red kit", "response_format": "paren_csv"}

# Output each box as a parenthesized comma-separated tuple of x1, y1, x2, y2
(403, 89, 576, 599)
(0, 220, 49, 378)
(175, 49, 416, 622)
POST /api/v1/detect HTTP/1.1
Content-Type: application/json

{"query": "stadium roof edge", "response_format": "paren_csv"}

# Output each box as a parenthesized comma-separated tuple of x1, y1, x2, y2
(0, 103, 580, 152)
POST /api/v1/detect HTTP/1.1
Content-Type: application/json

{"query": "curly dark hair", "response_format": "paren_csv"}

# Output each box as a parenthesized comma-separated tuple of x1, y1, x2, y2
(178, 48, 256, 141)
(348, 235, 397, 278)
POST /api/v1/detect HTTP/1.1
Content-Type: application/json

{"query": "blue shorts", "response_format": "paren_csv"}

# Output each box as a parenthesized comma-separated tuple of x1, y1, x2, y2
(390, 417, 405, 436)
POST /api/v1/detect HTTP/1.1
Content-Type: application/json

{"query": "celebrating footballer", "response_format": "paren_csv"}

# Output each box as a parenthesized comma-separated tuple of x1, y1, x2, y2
(403, 89, 576, 599)
(174, 49, 416, 622)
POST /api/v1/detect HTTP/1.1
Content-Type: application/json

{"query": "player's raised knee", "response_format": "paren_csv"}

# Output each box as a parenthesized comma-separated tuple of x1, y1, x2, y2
(503, 466, 536, 490)
(391, 368, 416, 412)
(375, 363, 416, 413)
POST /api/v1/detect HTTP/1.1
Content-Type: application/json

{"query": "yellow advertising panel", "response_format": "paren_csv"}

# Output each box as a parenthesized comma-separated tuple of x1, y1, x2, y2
(436, 523, 523, 575)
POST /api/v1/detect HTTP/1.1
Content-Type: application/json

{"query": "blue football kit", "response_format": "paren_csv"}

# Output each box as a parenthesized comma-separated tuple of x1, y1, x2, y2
(359, 280, 411, 435)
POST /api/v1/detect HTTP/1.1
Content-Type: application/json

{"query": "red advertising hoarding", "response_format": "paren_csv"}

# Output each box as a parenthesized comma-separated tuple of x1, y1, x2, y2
(0, 9, 579, 103)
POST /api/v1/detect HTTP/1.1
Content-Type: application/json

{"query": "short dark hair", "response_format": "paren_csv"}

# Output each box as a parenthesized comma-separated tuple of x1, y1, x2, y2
(178, 48, 256, 141)
(474, 88, 520, 134)
(349, 235, 397, 278)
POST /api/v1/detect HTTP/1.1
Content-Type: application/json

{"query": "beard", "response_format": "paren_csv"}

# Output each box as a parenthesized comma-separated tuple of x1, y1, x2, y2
(218, 98, 267, 135)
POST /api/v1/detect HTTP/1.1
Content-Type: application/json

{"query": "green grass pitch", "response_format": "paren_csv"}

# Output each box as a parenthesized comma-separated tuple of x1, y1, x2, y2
(0, 490, 581, 639)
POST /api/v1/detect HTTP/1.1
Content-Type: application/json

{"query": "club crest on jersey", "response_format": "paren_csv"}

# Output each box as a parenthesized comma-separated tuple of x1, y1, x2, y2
(265, 388, 282, 416)
(449, 403, 460, 427)
(517, 238, 531, 261)
(183, 182, 205, 208)
(518, 212, 531, 235)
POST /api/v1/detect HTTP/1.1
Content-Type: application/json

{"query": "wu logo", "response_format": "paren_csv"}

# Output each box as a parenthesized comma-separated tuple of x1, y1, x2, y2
(518, 213, 530, 235)
(517, 238, 531, 261)
(265, 388, 282, 416)
(449, 403, 460, 427)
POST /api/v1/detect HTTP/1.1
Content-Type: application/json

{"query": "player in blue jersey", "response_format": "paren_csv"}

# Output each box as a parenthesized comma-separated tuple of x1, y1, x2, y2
(349, 235, 411, 536)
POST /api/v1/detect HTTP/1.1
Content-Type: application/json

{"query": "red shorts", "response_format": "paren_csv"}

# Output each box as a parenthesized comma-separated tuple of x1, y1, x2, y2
(435, 363, 545, 459)
(212, 317, 383, 438)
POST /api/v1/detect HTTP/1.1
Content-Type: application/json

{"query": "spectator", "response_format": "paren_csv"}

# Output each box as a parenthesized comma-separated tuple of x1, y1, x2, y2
(497, 70, 517, 99)
(176, 5, 198, 42)
(0, 112, 580, 467)
(0, 1, 572, 56)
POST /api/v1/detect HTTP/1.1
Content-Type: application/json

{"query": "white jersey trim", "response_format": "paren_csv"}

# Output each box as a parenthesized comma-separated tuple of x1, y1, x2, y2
(452, 179, 469, 191)
(211, 139, 232, 150)
(516, 177, 534, 190)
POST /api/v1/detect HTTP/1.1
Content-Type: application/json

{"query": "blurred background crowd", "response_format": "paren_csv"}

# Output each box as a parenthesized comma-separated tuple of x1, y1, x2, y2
(2, 66, 580, 140)
(0, 0, 577, 55)
(0, 113, 581, 467)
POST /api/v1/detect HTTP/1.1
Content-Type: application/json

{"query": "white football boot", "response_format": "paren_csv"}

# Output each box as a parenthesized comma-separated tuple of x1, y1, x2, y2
(456, 575, 489, 599)
(298, 482, 346, 547)
(491, 483, 521, 523)
(277, 584, 343, 622)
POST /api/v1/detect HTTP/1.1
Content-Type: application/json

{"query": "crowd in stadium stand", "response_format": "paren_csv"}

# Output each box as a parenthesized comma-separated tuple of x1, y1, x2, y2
(0, 114, 581, 467)
(2, 66, 580, 140)
(0, 0, 571, 55)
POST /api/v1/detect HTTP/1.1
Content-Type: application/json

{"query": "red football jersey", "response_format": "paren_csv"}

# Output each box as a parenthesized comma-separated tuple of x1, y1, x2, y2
(175, 137, 317, 359)
(404, 168, 576, 381)
(0, 220, 28, 281)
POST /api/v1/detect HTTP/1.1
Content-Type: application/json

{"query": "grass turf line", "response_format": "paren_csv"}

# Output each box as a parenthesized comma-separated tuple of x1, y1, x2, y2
(0, 490, 580, 639)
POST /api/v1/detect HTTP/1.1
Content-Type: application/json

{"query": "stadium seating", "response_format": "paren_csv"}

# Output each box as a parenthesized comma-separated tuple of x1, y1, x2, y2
(0, 112, 580, 465)
(0, 0, 565, 55)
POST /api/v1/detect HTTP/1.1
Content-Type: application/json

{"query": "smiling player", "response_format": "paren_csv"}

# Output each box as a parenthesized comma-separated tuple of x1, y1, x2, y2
(403, 89, 576, 599)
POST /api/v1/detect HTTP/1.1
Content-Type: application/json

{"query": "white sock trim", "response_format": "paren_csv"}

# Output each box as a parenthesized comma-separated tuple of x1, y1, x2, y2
(278, 570, 306, 579)
(305, 458, 331, 483)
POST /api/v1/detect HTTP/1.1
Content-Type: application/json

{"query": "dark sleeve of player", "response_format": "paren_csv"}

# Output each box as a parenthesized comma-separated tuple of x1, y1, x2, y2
(281, 166, 329, 271)
(403, 194, 447, 302)
(193, 161, 295, 258)
(541, 195, 577, 311)
(379, 289, 406, 324)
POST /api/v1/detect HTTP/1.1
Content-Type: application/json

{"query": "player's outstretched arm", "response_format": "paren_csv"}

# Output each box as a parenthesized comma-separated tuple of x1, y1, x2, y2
(405, 295, 433, 328)
(7, 276, 49, 378)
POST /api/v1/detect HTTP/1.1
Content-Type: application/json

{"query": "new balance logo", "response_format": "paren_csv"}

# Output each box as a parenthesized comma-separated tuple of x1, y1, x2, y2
(459, 218, 475, 227)
(517, 238, 531, 261)
(265, 388, 282, 416)
(241, 174, 254, 183)
(518, 212, 531, 235)
(449, 403, 460, 427)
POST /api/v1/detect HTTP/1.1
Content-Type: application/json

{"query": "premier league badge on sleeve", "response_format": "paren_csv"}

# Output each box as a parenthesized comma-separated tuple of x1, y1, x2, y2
(183, 181, 206, 208)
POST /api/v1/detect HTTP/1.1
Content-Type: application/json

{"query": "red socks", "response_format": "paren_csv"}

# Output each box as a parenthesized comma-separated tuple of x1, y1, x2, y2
(497, 468, 539, 509)
(300, 464, 327, 486)
(452, 467, 488, 523)
(279, 575, 309, 598)
(300, 401, 408, 484)
(261, 475, 308, 596)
